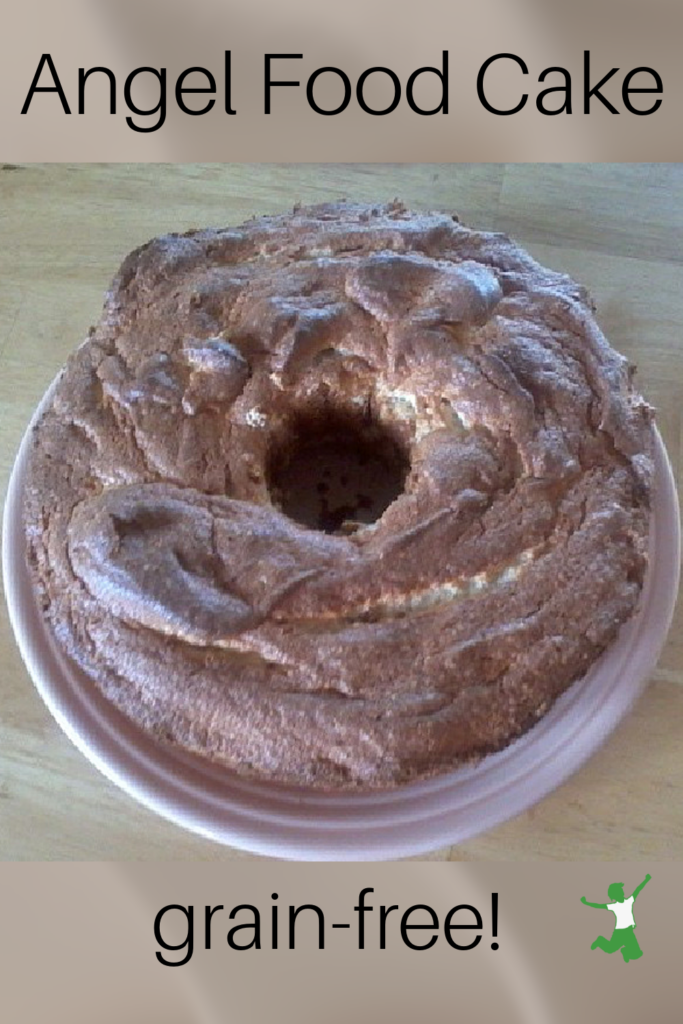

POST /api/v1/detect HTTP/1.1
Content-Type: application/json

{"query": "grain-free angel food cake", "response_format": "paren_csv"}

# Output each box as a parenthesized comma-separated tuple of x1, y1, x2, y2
(23, 201, 655, 788)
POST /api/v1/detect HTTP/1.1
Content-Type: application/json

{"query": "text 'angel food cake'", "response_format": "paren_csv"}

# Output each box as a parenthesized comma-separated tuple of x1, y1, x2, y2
(23, 201, 655, 789)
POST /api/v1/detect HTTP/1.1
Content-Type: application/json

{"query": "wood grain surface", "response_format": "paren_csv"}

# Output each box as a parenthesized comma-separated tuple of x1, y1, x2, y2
(0, 163, 681, 860)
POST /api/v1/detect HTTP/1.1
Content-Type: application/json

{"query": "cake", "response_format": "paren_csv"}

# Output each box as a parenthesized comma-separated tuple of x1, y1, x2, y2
(23, 200, 655, 788)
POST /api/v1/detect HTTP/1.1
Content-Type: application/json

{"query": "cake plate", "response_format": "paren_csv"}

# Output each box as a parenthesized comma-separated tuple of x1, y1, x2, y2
(3, 382, 680, 860)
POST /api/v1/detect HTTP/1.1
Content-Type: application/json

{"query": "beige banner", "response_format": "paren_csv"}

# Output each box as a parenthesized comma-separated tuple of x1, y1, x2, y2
(2, 0, 683, 160)
(0, 862, 678, 1022)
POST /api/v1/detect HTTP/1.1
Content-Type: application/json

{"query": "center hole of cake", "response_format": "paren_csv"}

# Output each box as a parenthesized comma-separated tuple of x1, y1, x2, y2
(269, 409, 410, 534)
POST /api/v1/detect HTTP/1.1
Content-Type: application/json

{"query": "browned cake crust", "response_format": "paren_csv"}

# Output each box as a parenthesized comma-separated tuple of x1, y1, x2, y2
(23, 201, 655, 788)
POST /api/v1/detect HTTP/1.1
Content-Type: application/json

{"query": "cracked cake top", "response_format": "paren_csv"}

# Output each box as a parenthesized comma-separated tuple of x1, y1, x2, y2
(23, 201, 654, 788)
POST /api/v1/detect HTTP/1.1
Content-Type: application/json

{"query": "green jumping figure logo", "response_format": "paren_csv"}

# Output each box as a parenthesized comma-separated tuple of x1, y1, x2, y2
(581, 874, 651, 963)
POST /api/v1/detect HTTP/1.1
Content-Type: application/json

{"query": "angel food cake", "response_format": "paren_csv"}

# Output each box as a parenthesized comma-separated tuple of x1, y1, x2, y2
(23, 201, 655, 788)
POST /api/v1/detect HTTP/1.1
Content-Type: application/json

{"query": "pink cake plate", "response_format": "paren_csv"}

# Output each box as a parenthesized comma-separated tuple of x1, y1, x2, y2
(3, 380, 680, 860)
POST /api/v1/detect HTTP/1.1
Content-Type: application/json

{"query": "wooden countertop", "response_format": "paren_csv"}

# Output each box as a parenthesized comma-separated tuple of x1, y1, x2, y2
(1, 163, 681, 860)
